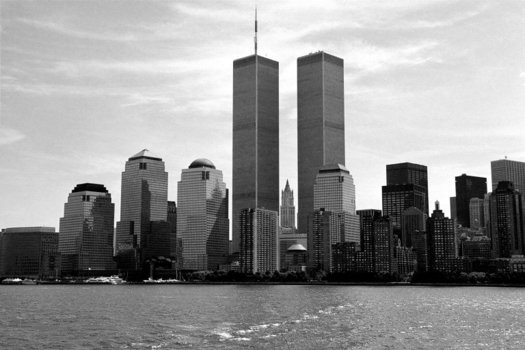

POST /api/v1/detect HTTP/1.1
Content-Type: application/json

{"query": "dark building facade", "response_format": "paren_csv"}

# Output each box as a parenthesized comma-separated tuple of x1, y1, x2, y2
(297, 51, 345, 234)
(455, 174, 487, 228)
(0, 227, 60, 279)
(232, 54, 279, 254)
(386, 162, 429, 215)
(488, 181, 524, 258)
(401, 206, 427, 247)
(382, 184, 426, 232)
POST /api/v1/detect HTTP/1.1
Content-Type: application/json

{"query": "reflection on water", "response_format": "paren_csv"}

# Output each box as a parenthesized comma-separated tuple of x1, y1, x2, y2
(1, 285, 525, 349)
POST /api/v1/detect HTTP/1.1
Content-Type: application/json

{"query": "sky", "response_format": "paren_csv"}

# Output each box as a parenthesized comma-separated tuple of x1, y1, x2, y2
(1, 0, 524, 231)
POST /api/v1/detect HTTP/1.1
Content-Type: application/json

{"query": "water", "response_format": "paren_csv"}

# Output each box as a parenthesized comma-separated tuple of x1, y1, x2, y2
(1, 284, 524, 349)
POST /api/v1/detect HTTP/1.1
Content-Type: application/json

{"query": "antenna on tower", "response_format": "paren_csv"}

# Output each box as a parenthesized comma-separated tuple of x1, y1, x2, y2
(254, 7, 258, 55)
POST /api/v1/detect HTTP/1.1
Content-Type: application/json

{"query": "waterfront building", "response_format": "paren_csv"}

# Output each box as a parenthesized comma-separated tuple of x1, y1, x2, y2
(427, 201, 457, 272)
(411, 230, 428, 272)
(279, 232, 307, 271)
(455, 174, 487, 228)
(297, 51, 345, 234)
(461, 236, 491, 259)
(167, 201, 177, 261)
(115, 149, 169, 269)
(382, 184, 426, 233)
(356, 211, 395, 274)
(396, 246, 417, 276)
(469, 198, 485, 230)
(313, 164, 359, 243)
(488, 181, 524, 258)
(401, 207, 427, 247)
(332, 242, 358, 273)
(232, 49, 279, 254)
(491, 158, 525, 193)
(239, 208, 279, 273)
(0, 227, 60, 279)
(177, 159, 229, 271)
(59, 183, 115, 275)
(280, 180, 296, 231)
(386, 162, 429, 215)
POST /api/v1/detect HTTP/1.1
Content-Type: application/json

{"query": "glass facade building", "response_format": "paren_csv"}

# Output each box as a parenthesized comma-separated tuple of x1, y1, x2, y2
(382, 184, 426, 231)
(177, 159, 229, 271)
(297, 51, 345, 234)
(491, 159, 525, 193)
(59, 183, 115, 275)
(115, 149, 169, 269)
(454, 174, 487, 228)
(232, 54, 280, 255)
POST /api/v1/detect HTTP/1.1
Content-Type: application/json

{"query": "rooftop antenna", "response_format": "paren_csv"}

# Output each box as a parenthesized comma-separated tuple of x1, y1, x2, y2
(254, 7, 258, 55)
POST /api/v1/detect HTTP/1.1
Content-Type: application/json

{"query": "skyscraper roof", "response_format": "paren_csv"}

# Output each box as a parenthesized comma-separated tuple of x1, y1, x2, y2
(72, 183, 108, 193)
(189, 158, 216, 169)
(129, 149, 162, 161)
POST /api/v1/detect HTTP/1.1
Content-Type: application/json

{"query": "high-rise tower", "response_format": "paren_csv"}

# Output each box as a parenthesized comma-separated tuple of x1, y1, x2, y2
(232, 16, 279, 254)
(455, 174, 487, 228)
(297, 51, 345, 233)
(386, 162, 429, 215)
(491, 158, 525, 194)
(59, 183, 115, 274)
(280, 180, 295, 230)
(177, 159, 229, 271)
(115, 149, 168, 268)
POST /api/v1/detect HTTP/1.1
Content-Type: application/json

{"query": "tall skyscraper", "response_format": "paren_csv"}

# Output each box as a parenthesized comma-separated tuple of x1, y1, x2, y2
(297, 51, 345, 233)
(59, 183, 115, 274)
(177, 159, 229, 271)
(239, 208, 279, 273)
(382, 184, 426, 231)
(488, 181, 524, 258)
(115, 149, 168, 269)
(401, 206, 427, 247)
(313, 164, 359, 243)
(491, 158, 525, 194)
(232, 49, 279, 254)
(386, 162, 429, 215)
(426, 201, 456, 272)
(469, 198, 485, 230)
(455, 174, 487, 228)
(280, 180, 295, 230)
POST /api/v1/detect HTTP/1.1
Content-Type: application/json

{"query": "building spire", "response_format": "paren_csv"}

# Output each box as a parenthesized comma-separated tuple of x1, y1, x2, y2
(254, 7, 258, 55)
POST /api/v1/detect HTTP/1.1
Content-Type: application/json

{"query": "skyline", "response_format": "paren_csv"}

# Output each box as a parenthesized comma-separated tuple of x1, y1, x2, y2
(1, 0, 524, 230)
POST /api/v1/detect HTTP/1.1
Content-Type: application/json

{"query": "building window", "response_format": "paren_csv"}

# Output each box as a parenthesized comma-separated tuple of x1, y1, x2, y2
(202, 171, 210, 180)
(139, 162, 147, 170)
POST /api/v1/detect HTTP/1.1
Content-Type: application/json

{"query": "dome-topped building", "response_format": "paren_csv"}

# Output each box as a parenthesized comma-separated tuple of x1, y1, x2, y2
(189, 158, 216, 169)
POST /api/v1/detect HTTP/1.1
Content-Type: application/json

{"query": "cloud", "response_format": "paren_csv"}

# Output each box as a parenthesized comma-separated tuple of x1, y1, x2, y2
(0, 127, 26, 145)
(16, 18, 140, 42)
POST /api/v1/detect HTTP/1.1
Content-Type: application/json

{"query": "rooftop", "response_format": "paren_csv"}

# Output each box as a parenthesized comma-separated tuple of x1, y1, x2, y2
(189, 158, 216, 169)
(129, 149, 162, 161)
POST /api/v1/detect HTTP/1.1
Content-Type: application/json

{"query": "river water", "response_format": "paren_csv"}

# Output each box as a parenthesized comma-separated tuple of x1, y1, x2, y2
(1, 284, 524, 349)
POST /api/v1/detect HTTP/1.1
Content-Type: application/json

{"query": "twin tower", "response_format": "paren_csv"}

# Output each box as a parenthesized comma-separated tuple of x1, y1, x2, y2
(232, 51, 346, 253)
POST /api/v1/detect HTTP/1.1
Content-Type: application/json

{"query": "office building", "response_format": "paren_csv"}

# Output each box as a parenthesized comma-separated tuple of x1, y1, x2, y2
(382, 184, 426, 231)
(455, 174, 487, 228)
(0, 227, 60, 279)
(488, 181, 524, 258)
(232, 52, 279, 254)
(359, 213, 395, 274)
(239, 208, 279, 273)
(469, 198, 485, 230)
(177, 159, 229, 271)
(59, 183, 115, 275)
(115, 149, 169, 269)
(427, 201, 456, 272)
(387, 162, 429, 215)
(297, 51, 345, 233)
(280, 180, 296, 230)
(313, 164, 359, 243)
(401, 207, 427, 247)
(491, 158, 525, 193)
(450, 197, 457, 221)
(307, 209, 334, 272)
